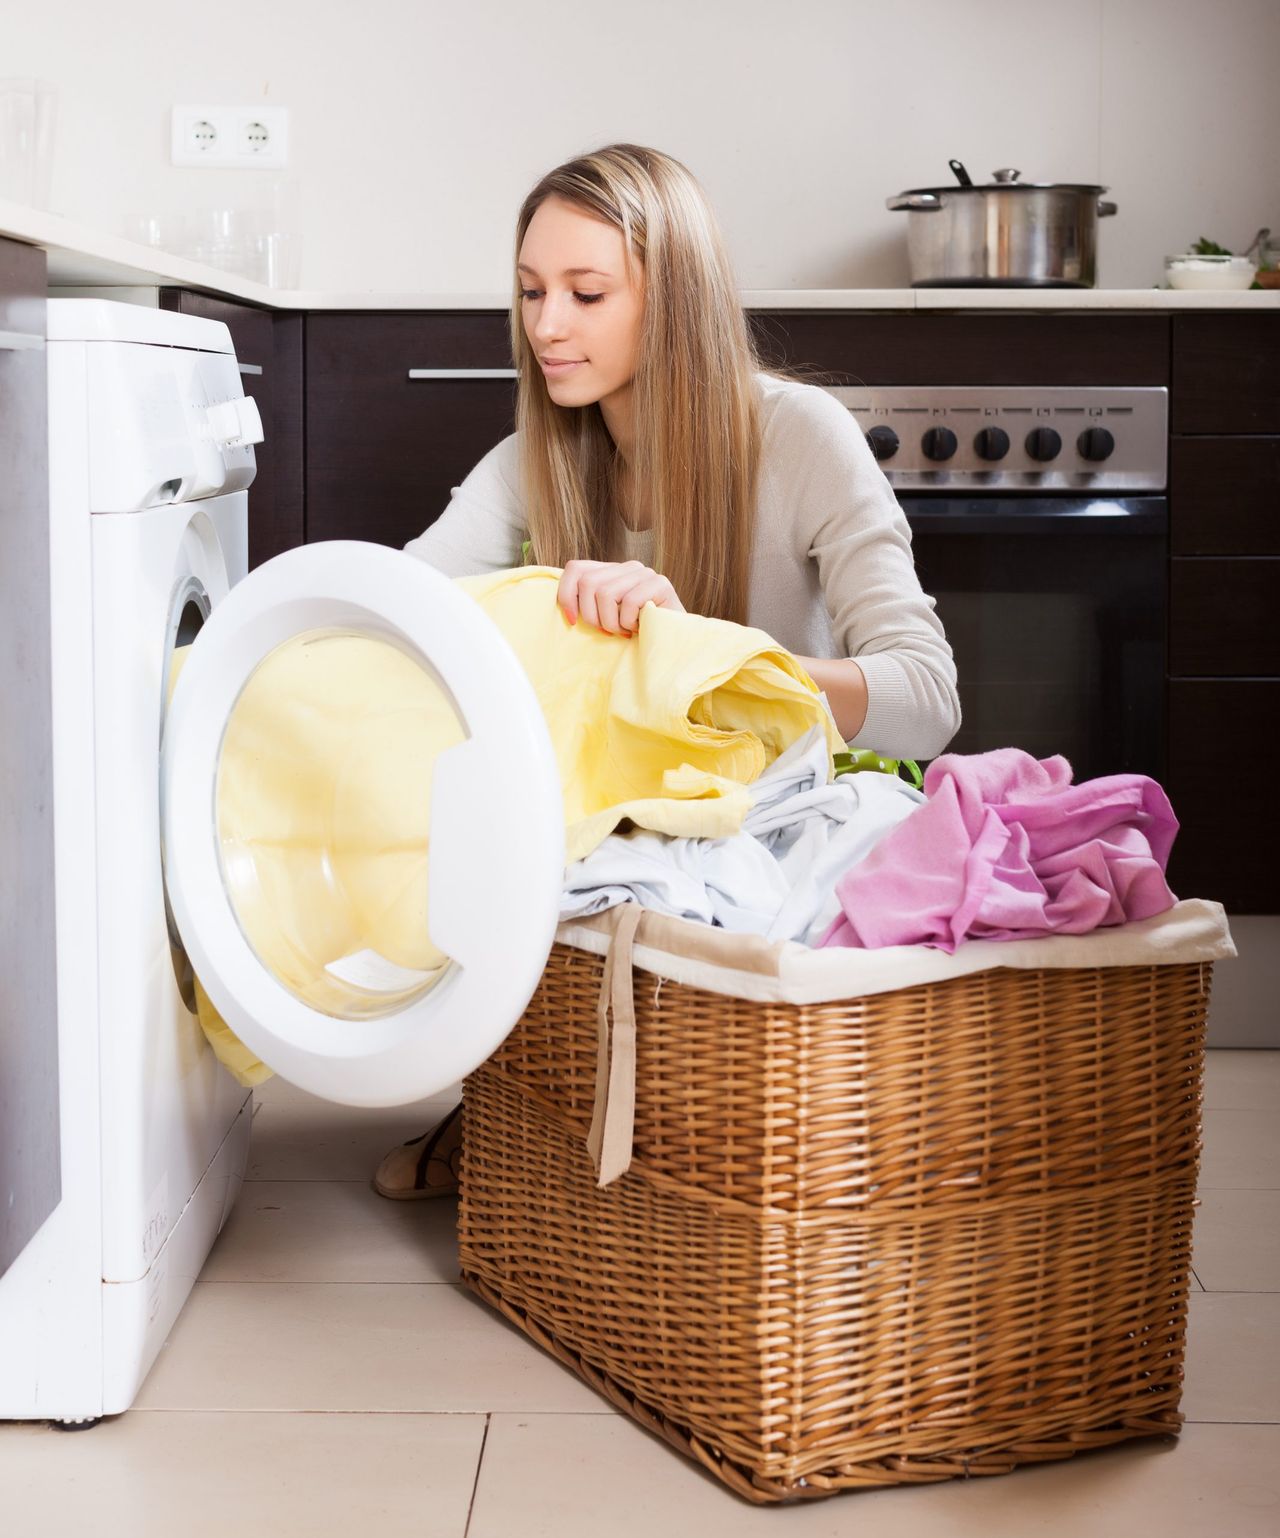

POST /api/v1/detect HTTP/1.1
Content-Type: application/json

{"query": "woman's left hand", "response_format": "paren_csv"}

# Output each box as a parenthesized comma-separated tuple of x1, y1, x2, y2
(557, 559, 684, 637)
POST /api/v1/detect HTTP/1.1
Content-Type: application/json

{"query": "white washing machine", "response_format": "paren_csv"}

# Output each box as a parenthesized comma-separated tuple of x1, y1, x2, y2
(0, 299, 564, 1424)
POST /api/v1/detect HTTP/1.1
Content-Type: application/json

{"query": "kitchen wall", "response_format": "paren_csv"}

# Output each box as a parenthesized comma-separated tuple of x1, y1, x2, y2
(6, 0, 1277, 292)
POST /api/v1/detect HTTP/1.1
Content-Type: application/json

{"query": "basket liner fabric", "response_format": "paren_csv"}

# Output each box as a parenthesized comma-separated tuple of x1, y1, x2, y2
(556, 896, 1234, 1004)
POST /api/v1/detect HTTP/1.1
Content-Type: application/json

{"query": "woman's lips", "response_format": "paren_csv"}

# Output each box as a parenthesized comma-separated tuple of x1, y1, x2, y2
(541, 358, 585, 375)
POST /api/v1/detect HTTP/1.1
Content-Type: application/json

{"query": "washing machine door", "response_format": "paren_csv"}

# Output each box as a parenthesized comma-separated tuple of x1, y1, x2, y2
(161, 540, 564, 1107)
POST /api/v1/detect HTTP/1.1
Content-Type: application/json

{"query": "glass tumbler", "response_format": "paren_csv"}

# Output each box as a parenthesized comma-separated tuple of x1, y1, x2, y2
(0, 79, 57, 209)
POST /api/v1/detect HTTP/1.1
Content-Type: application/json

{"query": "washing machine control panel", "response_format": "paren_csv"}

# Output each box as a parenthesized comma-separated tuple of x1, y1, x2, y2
(205, 395, 264, 449)
(81, 342, 260, 512)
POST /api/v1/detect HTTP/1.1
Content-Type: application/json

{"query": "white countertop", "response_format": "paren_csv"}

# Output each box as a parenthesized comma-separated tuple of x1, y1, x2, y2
(6, 198, 1278, 312)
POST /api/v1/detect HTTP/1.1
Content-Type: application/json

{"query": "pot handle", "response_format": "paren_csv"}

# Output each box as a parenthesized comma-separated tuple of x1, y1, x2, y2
(886, 193, 943, 212)
(1098, 200, 1118, 217)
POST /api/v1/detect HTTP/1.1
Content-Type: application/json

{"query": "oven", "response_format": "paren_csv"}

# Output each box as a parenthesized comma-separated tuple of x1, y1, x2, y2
(826, 386, 1169, 784)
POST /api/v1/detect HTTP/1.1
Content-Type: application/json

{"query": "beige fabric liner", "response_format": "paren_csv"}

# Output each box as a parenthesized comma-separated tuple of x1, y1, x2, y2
(557, 898, 1236, 1007)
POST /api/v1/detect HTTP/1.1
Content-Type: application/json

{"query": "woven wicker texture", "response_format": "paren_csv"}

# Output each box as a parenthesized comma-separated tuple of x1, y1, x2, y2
(459, 942, 1210, 1503)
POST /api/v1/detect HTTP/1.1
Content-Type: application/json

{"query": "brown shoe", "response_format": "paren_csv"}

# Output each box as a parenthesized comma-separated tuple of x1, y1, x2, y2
(372, 1102, 462, 1200)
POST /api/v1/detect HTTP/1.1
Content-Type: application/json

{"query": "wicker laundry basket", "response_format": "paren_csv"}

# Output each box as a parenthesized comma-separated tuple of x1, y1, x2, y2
(458, 902, 1224, 1504)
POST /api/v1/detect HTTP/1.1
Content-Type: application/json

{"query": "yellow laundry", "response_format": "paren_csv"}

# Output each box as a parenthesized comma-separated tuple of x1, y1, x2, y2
(178, 564, 842, 1086)
(458, 567, 843, 861)
(194, 976, 273, 1087)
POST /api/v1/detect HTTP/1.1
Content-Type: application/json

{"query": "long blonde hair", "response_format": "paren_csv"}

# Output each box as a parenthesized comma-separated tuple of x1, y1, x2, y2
(512, 143, 790, 624)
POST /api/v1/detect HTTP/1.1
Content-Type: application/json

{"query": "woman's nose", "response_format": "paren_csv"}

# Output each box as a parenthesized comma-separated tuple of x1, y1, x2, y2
(532, 292, 573, 340)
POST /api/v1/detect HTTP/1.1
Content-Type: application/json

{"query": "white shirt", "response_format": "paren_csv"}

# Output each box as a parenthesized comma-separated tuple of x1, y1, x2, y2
(404, 371, 961, 758)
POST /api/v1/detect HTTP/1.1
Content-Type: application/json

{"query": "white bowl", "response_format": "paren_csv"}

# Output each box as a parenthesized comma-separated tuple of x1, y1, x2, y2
(1164, 254, 1257, 291)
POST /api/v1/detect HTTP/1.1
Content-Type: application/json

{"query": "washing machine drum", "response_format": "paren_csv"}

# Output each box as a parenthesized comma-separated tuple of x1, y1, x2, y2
(162, 541, 564, 1107)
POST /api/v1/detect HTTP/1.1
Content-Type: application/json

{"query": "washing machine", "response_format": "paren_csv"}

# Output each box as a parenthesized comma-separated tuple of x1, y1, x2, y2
(0, 299, 564, 1424)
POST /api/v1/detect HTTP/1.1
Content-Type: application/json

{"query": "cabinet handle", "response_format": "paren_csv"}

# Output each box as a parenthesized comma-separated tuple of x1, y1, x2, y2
(407, 368, 517, 380)
(238, 362, 263, 376)
(0, 330, 44, 352)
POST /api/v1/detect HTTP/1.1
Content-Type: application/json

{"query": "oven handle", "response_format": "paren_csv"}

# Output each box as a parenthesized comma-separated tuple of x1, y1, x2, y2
(901, 496, 1167, 536)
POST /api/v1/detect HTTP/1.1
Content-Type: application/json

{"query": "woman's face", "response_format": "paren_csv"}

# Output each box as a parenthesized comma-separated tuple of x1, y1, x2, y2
(518, 195, 645, 420)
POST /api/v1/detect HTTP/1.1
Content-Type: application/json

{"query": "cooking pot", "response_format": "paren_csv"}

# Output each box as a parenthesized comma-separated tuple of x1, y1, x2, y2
(886, 162, 1118, 288)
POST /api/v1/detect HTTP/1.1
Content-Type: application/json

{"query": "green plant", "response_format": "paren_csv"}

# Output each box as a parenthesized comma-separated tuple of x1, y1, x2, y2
(1188, 234, 1264, 284)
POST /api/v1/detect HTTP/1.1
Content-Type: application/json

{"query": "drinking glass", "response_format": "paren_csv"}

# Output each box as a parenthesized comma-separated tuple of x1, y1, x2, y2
(0, 78, 57, 209)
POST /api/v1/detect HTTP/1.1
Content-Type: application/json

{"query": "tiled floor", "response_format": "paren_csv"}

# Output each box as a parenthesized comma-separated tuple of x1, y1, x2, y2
(3, 1052, 1278, 1536)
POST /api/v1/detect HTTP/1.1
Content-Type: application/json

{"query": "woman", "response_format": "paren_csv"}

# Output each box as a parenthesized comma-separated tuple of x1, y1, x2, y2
(374, 142, 960, 1199)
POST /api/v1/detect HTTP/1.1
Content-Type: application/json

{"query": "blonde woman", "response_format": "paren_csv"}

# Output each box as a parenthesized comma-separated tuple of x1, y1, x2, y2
(373, 142, 960, 1200)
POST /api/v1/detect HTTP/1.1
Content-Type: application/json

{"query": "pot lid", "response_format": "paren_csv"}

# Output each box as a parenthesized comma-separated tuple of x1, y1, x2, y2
(899, 166, 1109, 195)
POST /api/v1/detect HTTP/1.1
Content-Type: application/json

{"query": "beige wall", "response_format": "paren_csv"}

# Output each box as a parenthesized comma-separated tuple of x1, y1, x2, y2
(6, 0, 1278, 292)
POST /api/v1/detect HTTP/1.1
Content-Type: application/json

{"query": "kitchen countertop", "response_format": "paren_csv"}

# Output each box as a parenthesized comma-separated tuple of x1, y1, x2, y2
(6, 198, 1279, 312)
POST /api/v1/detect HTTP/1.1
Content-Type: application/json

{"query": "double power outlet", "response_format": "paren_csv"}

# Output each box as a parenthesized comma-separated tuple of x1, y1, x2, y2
(171, 106, 289, 168)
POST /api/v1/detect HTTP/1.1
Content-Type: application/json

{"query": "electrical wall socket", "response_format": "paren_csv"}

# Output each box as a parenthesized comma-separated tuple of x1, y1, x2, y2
(171, 106, 289, 168)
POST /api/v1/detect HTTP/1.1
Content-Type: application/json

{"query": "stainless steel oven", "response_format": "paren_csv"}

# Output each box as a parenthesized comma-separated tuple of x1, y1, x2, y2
(826, 386, 1169, 783)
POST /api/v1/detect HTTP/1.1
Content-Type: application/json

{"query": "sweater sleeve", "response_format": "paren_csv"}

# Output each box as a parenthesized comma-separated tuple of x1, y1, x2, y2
(781, 385, 962, 760)
(402, 431, 527, 576)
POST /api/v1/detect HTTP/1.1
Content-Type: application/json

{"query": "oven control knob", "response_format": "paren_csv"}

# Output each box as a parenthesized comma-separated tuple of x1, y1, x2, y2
(974, 426, 1010, 461)
(1078, 426, 1116, 462)
(865, 425, 900, 461)
(922, 426, 958, 461)
(1026, 426, 1062, 462)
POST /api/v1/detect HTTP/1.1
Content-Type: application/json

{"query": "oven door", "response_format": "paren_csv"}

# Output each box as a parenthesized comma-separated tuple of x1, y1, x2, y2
(902, 495, 1167, 783)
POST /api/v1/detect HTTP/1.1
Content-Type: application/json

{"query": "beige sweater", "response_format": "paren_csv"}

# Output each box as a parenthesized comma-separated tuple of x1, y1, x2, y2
(404, 372, 961, 758)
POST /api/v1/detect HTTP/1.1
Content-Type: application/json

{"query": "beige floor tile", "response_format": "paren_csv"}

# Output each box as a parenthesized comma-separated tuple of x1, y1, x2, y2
(468, 1415, 1280, 1538)
(1198, 1108, 1280, 1189)
(1183, 1291, 1280, 1423)
(1191, 1268, 1205, 1291)
(200, 1179, 461, 1284)
(1203, 1050, 1280, 1111)
(135, 1281, 607, 1415)
(247, 1080, 461, 1182)
(0, 1411, 482, 1538)
(1193, 1188, 1280, 1293)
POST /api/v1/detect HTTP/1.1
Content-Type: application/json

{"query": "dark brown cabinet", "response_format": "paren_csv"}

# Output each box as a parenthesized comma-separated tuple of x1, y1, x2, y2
(1170, 436, 1280, 555)
(1167, 681, 1279, 913)
(0, 235, 60, 1278)
(1171, 314, 1280, 434)
(305, 314, 516, 551)
(748, 312, 1169, 385)
(1169, 561, 1280, 675)
(1167, 312, 1280, 912)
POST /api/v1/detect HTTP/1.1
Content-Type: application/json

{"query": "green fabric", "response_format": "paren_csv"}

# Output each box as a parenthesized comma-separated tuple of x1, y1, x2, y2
(833, 747, 924, 790)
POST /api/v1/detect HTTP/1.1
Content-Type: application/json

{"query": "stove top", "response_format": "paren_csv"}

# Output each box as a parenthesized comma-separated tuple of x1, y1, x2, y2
(824, 386, 1168, 491)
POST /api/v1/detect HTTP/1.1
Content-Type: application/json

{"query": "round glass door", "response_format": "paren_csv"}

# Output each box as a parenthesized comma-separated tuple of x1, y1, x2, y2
(217, 626, 464, 1022)
(162, 542, 564, 1107)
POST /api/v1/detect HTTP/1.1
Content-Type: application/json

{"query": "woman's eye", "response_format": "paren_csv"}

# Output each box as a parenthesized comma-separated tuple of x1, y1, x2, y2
(519, 289, 604, 305)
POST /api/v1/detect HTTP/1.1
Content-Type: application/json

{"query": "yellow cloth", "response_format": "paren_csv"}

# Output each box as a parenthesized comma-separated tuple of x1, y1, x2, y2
(214, 630, 460, 1001)
(181, 566, 842, 1085)
(175, 628, 462, 1086)
(194, 976, 273, 1086)
(460, 568, 843, 861)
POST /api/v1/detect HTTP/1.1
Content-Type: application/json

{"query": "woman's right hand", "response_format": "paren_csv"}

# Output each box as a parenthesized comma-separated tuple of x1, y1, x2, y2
(557, 560, 684, 637)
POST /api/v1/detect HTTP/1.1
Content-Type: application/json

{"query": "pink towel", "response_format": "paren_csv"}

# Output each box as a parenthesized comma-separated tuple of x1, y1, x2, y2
(820, 748, 1179, 953)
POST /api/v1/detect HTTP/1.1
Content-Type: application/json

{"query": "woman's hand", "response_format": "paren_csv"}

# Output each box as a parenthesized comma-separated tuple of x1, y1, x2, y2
(557, 560, 684, 637)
